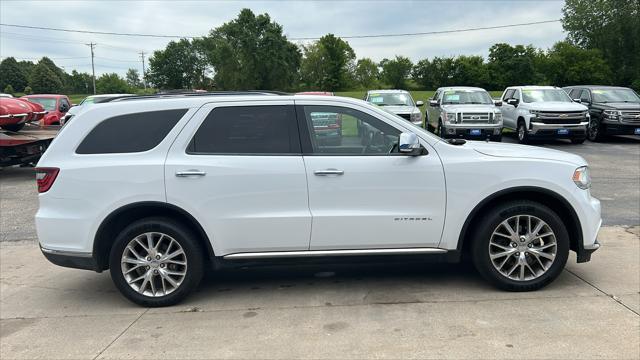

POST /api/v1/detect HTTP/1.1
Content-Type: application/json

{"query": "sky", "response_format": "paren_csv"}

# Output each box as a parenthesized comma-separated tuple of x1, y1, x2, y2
(0, 0, 567, 76)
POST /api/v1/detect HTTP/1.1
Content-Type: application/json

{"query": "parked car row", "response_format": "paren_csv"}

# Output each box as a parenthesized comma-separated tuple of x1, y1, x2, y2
(361, 85, 639, 144)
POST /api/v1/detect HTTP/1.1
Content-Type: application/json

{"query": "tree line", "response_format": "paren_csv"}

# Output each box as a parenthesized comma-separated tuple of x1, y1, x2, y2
(1, 0, 637, 95)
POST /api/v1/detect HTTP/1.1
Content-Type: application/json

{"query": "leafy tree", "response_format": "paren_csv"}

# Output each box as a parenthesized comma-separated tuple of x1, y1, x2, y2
(38, 57, 67, 90)
(542, 41, 611, 87)
(451, 56, 489, 88)
(563, 0, 640, 86)
(430, 57, 457, 88)
(0, 57, 28, 92)
(126, 68, 142, 88)
(380, 56, 413, 89)
(148, 39, 204, 90)
(354, 58, 379, 89)
(67, 70, 93, 94)
(200, 8, 301, 90)
(412, 59, 435, 89)
(29, 61, 63, 93)
(23, 86, 32, 95)
(487, 43, 543, 90)
(96, 73, 130, 94)
(300, 34, 356, 91)
(4, 84, 15, 95)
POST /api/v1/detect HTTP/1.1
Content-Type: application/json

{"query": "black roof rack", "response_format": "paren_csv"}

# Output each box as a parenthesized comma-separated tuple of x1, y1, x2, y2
(103, 90, 289, 103)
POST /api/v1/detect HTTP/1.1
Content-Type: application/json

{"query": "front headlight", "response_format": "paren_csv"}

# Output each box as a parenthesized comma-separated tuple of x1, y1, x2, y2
(529, 110, 540, 117)
(410, 111, 422, 122)
(573, 166, 591, 190)
(494, 112, 503, 124)
(603, 110, 621, 120)
(443, 112, 456, 124)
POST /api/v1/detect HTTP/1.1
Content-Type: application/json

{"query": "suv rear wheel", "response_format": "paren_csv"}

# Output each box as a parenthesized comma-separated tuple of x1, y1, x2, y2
(471, 201, 569, 291)
(109, 217, 204, 307)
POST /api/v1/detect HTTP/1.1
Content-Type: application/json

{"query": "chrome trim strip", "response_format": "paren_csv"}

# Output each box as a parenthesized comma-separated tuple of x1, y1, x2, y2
(0, 113, 28, 119)
(223, 248, 447, 259)
(40, 246, 93, 258)
(531, 121, 588, 131)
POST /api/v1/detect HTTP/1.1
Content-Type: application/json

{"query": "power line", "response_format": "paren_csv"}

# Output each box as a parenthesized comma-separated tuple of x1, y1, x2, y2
(291, 20, 562, 40)
(0, 19, 561, 41)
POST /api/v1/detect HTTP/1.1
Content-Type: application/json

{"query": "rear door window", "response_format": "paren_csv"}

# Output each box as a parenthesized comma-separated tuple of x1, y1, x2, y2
(76, 109, 187, 154)
(188, 105, 299, 155)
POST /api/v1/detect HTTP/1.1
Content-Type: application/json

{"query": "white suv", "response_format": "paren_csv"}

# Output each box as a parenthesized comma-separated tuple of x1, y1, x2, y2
(501, 86, 589, 144)
(36, 92, 601, 306)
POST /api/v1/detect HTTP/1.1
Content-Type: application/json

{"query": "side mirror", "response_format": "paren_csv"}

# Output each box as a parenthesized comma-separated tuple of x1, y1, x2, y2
(59, 104, 69, 113)
(429, 100, 439, 107)
(399, 132, 421, 155)
(494, 100, 503, 107)
(573, 98, 582, 104)
(415, 100, 424, 107)
(506, 98, 519, 106)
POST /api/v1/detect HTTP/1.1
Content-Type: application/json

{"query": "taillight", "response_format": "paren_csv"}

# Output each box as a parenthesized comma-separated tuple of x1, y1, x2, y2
(35, 167, 59, 193)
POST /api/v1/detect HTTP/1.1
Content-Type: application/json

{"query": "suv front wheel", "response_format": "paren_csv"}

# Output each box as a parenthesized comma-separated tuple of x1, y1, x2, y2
(471, 201, 569, 291)
(109, 217, 204, 307)
(517, 120, 529, 144)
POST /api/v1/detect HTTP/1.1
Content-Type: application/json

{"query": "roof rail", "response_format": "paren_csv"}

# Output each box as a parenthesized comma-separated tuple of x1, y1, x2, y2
(103, 90, 289, 103)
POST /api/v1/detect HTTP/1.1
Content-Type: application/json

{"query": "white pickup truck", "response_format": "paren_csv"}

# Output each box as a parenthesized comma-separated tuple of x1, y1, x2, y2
(501, 86, 589, 144)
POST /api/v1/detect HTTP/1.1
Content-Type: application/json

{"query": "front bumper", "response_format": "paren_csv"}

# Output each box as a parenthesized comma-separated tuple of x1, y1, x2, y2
(40, 245, 99, 271)
(600, 120, 640, 136)
(442, 125, 502, 138)
(529, 121, 588, 138)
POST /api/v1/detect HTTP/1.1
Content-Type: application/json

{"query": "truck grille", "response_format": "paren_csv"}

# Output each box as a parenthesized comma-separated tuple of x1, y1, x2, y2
(536, 111, 586, 125)
(620, 110, 640, 124)
(460, 112, 492, 124)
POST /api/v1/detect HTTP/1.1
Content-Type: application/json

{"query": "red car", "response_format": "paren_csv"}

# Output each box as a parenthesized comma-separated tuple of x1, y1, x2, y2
(0, 97, 35, 132)
(21, 94, 72, 125)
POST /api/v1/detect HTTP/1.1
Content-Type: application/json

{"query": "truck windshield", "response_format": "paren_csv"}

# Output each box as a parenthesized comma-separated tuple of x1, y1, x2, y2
(522, 89, 572, 103)
(26, 98, 57, 111)
(441, 90, 493, 105)
(367, 93, 414, 106)
(591, 89, 640, 103)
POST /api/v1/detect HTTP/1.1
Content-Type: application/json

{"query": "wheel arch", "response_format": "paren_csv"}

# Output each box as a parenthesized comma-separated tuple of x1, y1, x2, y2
(457, 186, 583, 258)
(92, 201, 215, 271)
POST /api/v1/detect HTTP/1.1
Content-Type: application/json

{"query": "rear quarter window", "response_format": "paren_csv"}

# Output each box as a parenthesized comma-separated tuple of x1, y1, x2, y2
(76, 109, 188, 154)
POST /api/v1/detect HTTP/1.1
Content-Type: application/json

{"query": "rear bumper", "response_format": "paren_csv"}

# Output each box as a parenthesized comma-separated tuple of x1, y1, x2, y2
(40, 245, 99, 272)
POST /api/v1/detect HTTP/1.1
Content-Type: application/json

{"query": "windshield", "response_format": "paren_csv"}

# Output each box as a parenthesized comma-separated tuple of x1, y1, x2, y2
(591, 89, 640, 103)
(26, 97, 57, 111)
(441, 90, 493, 105)
(522, 89, 572, 103)
(367, 93, 414, 107)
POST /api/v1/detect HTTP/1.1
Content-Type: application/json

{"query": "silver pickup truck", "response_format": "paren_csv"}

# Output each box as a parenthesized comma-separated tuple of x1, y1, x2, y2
(426, 87, 503, 142)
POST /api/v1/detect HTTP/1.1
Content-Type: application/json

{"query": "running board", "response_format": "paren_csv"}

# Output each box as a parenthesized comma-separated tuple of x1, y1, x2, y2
(223, 248, 447, 260)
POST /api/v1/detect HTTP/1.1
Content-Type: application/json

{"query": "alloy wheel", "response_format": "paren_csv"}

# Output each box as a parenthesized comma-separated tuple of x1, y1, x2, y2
(488, 215, 557, 281)
(121, 232, 188, 297)
(588, 119, 599, 141)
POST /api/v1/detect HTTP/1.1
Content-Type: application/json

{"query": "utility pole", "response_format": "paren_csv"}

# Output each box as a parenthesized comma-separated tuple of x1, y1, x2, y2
(139, 51, 147, 89)
(86, 42, 96, 94)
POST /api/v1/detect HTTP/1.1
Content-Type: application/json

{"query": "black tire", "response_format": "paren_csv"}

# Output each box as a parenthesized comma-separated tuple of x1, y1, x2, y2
(437, 120, 447, 139)
(587, 117, 605, 142)
(1, 123, 25, 132)
(517, 120, 529, 144)
(471, 200, 569, 292)
(109, 217, 204, 307)
(571, 137, 586, 144)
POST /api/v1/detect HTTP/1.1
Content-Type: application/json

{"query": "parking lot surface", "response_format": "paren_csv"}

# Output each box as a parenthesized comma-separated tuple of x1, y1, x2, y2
(1, 136, 639, 359)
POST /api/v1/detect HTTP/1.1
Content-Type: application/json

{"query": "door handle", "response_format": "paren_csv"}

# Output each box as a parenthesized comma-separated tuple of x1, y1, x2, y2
(175, 170, 206, 177)
(314, 169, 344, 176)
